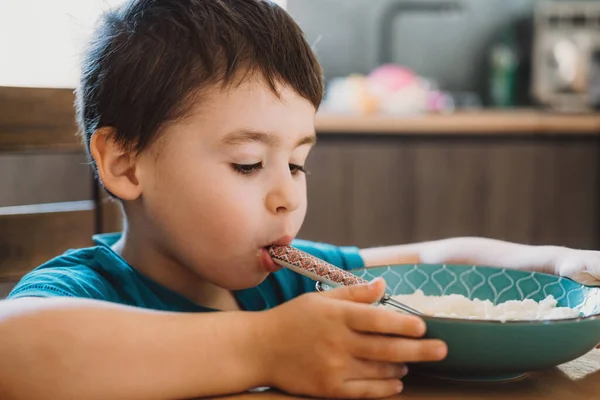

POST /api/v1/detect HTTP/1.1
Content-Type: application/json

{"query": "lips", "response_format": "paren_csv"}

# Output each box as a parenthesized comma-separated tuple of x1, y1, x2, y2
(259, 236, 293, 273)
(260, 248, 281, 272)
(264, 236, 293, 247)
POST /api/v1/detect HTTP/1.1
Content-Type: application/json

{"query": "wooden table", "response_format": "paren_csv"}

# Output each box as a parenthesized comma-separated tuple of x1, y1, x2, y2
(216, 350, 600, 400)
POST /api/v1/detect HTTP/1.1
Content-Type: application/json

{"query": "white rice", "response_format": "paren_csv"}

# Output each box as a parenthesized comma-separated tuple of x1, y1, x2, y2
(388, 290, 580, 322)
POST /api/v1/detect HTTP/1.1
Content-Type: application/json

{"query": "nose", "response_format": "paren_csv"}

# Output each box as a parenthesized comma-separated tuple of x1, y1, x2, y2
(265, 172, 302, 214)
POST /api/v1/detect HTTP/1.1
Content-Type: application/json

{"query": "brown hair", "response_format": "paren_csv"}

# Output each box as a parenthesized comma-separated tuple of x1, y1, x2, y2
(75, 0, 323, 171)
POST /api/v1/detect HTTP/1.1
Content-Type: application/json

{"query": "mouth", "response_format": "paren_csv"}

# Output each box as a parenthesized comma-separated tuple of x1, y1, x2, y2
(264, 236, 293, 247)
(259, 236, 293, 273)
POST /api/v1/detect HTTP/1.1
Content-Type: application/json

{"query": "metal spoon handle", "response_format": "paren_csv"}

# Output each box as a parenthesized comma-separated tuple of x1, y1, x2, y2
(268, 245, 424, 317)
(381, 294, 425, 316)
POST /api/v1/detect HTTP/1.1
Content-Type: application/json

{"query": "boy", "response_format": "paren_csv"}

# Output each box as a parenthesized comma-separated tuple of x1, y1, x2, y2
(1, 0, 599, 399)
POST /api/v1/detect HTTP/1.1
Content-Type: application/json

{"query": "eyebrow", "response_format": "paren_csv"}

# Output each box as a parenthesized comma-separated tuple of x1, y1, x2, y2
(219, 129, 317, 148)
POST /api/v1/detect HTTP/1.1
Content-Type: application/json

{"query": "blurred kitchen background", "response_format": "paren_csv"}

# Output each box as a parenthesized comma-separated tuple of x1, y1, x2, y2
(2, 0, 600, 295)
(293, 0, 600, 112)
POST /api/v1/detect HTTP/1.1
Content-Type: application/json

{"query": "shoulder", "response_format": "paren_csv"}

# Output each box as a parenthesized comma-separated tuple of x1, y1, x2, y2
(7, 246, 120, 301)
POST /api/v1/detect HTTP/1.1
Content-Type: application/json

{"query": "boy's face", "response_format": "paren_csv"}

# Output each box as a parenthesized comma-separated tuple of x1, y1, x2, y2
(135, 78, 316, 290)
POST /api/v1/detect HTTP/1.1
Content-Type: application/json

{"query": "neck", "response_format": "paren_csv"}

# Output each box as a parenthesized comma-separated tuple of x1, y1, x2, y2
(112, 224, 240, 311)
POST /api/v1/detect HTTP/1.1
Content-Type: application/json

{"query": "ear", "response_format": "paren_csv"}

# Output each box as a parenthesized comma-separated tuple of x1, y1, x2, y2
(90, 127, 142, 201)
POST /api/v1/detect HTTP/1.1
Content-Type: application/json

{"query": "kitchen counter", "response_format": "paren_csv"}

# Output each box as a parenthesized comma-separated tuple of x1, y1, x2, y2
(315, 110, 600, 134)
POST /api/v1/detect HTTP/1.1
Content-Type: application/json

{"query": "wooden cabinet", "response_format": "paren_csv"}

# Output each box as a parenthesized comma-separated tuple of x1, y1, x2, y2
(300, 115, 600, 250)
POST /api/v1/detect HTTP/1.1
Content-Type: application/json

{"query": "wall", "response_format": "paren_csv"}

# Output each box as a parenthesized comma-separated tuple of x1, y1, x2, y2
(288, 0, 534, 99)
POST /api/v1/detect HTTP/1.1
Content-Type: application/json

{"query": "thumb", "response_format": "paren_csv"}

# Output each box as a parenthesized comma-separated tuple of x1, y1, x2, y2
(321, 277, 387, 304)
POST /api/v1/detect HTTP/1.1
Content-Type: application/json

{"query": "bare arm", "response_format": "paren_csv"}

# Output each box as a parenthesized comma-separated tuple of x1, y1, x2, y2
(0, 297, 265, 400)
(359, 237, 563, 274)
(0, 280, 451, 400)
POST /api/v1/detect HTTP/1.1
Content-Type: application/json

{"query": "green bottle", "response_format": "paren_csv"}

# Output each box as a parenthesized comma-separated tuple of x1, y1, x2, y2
(489, 31, 519, 108)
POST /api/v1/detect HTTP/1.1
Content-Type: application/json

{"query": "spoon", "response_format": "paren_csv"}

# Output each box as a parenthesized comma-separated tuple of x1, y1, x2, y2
(268, 245, 424, 316)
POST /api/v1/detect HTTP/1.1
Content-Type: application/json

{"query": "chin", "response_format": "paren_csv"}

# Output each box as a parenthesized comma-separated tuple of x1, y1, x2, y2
(219, 272, 270, 291)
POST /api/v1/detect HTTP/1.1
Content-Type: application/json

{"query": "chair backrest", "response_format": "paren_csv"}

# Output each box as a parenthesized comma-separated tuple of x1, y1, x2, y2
(0, 86, 121, 283)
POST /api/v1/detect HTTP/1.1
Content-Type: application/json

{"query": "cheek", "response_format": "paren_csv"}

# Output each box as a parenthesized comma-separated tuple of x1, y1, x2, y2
(151, 164, 262, 239)
(292, 180, 308, 231)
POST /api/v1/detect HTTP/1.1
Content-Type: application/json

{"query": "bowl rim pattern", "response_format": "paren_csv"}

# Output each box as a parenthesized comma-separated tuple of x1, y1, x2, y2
(316, 263, 600, 326)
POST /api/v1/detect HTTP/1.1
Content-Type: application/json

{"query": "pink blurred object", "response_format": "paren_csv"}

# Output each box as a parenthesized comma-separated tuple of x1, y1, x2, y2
(368, 64, 429, 115)
(322, 64, 453, 115)
(367, 64, 417, 93)
(427, 90, 453, 112)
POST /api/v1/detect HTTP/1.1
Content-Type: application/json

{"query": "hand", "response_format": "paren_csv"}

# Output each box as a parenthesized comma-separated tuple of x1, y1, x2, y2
(553, 248, 600, 349)
(255, 278, 447, 399)
(553, 248, 600, 286)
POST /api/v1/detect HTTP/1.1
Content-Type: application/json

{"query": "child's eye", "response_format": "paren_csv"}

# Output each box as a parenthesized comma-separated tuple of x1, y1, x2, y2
(232, 162, 263, 176)
(289, 164, 308, 175)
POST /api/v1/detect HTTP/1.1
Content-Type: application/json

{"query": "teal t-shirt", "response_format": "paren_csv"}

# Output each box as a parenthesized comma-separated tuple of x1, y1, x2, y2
(8, 233, 365, 312)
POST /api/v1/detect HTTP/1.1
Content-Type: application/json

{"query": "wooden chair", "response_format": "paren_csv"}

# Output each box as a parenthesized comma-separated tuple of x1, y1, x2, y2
(0, 86, 121, 283)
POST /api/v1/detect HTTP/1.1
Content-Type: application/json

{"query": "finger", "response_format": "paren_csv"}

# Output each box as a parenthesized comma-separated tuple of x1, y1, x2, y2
(350, 360, 408, 380)
(352, 334, 448, 363)
(341, 379, 404, 399)
(346, 305, 426, 337)
(320, 278, 386, 304)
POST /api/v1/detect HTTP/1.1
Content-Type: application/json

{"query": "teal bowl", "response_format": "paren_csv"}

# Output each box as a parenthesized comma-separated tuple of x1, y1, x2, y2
(319, 264, 600, 382)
